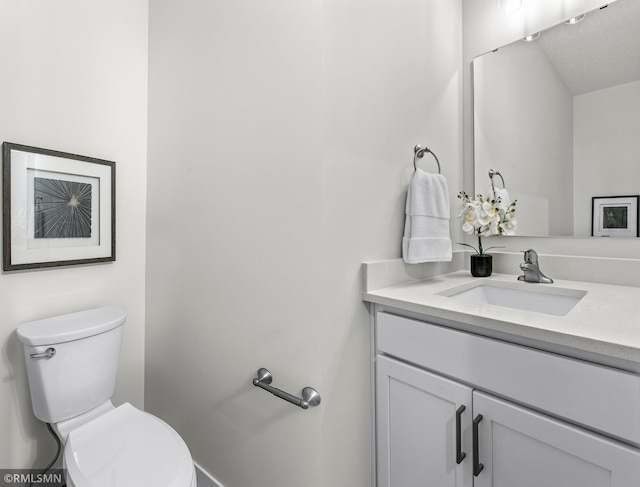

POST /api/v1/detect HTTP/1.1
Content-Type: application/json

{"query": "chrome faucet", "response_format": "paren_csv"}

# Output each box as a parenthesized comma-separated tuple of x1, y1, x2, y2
(518, 249, 553, 283)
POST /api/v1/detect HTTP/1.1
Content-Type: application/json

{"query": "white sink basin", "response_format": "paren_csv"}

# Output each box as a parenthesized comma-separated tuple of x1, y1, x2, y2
(439, 281, 587, 316)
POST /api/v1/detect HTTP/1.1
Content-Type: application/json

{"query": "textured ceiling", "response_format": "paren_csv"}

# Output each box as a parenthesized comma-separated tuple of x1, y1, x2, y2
(536, 0, 640, 96)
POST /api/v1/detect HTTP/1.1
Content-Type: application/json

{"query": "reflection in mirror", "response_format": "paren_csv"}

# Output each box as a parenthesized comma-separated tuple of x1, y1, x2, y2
(473, 0, 640, 237)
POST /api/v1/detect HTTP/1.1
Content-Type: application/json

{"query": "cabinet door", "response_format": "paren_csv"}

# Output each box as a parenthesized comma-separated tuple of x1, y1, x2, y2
(473, 391, 640, 487)
(376, 356, 473, 487)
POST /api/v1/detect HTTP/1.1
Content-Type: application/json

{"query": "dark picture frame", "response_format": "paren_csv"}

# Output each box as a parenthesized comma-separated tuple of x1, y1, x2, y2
(591, 195, 639, 237)
(3, 142, 115, 271)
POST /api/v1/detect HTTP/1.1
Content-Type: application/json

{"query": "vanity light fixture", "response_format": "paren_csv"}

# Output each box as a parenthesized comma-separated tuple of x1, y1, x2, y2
(497, 0, 522, 14)
(522, 32, 541, 42)
(565, 14, 586, 24)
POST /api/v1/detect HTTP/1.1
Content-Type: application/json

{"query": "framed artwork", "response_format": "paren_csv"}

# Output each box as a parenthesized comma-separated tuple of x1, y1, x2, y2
(3, 142, 115, 271)
(591, 195, 639, 237)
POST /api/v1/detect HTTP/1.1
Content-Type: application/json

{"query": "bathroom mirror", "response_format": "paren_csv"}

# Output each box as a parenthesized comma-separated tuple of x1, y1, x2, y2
(473, 0, 640, 237)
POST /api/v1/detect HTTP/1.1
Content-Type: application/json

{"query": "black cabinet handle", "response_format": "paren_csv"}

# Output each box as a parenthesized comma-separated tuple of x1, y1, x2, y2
(456, 405, 466, 464)
(473, 414, 484, 476)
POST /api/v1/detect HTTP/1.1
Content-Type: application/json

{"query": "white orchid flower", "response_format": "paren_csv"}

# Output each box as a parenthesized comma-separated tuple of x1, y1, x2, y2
(457, 191, 518, 253)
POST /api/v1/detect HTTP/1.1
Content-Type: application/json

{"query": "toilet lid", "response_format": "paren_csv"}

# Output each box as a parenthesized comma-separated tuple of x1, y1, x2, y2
(64, 403, 195, 487)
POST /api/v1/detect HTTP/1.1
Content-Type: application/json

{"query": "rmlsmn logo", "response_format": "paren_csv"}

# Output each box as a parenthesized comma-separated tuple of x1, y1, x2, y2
(1, 469, 65, 487)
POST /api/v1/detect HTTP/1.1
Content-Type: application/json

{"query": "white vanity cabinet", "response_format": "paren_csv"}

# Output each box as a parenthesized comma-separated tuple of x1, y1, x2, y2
(473, 392, 640, 487)
(373, 310, 640, 487)
(376, 356, 473, 487)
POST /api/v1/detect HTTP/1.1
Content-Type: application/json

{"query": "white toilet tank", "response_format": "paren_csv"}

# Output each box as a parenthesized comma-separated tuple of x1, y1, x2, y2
(17, 306, 127, 424)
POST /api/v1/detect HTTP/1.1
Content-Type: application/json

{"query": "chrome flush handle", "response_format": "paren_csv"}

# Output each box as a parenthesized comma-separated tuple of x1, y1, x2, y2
(30, 347, 56, 359)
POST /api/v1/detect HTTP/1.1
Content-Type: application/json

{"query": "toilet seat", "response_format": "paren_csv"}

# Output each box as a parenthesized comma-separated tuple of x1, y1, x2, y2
(64, 403, 196, 487)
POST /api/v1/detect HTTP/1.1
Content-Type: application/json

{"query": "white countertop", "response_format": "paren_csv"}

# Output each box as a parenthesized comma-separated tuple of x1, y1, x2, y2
(363, 270, 640, 365)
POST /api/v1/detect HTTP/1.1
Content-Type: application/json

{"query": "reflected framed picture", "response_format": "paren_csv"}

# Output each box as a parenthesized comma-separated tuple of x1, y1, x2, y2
(3, 142, 115, 271)
(591, 195, 639, 237)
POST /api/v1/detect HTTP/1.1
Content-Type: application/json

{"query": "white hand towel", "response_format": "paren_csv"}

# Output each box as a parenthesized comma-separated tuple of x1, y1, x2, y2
(402, 169, 452, 263)
(492, 187, 511, 211)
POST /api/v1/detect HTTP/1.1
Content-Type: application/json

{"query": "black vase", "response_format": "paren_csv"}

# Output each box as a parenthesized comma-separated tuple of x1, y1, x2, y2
(470, 253, 493, 277)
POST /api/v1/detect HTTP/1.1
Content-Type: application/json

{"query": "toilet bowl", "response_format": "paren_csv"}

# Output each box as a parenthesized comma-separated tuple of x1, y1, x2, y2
(64, 403, 196, 487)
(17, 307, 197, 487)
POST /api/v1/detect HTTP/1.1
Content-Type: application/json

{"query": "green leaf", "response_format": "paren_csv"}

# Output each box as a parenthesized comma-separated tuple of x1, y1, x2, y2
(457, 242, 480, 254)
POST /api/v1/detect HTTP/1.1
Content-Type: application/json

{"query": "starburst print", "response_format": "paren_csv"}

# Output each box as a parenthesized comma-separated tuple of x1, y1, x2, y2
(34, 177, 92, 238)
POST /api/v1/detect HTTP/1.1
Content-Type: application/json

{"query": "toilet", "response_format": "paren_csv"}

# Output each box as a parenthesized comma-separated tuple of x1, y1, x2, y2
(17, 306, 197, 487)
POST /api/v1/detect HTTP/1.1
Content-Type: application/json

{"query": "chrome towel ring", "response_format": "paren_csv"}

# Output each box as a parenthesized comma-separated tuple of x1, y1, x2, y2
(413, 145, 441, 173)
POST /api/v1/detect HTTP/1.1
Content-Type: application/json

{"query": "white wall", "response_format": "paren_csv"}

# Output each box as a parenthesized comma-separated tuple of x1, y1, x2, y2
(463, 0, 640, 260)
(0, 0, 148, 469)
(573, 80, 640, 235)
(146, 1, 462, 486)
